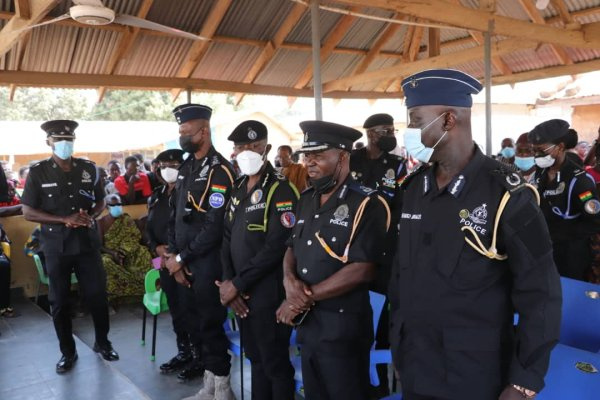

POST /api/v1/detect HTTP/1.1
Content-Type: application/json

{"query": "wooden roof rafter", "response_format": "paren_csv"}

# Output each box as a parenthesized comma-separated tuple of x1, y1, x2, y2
(97, 0, 154, 103)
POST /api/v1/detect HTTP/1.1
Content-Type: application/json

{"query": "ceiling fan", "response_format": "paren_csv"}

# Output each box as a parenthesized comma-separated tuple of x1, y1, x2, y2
(17, 0, 208, 41)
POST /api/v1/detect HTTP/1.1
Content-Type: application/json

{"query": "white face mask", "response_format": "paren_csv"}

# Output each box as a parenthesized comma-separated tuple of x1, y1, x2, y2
(403, 113, 448, 163)
(236, 150, 265, 176)
(534, 144, 556, 169)
(160, 167, 179, 184)
(534, 154, 555, 169)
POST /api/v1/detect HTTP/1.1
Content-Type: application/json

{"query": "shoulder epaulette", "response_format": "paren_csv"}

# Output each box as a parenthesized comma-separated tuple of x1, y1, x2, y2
(348, 180, 377, 196)
(399, 163, 429, 189)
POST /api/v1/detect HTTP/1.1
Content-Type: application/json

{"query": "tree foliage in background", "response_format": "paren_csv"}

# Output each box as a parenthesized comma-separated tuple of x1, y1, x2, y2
(0, 88, 243, 121)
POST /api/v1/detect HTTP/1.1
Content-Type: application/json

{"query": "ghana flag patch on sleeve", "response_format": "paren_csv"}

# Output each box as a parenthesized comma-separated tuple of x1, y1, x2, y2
(579, 191, 593, 202)
(276, 201, 293, 211)
(211, 185, 227, 194)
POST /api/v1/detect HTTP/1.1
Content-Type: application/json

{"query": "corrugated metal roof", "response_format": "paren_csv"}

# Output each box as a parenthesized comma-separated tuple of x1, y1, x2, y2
(216, 0, 296, 41)
(191, 42, 263, 82)
(0, 0, 598, 96)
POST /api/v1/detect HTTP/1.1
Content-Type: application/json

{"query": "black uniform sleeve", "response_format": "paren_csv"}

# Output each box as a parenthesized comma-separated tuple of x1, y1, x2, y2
(501, 187, 562, 392)
(20, 167, 41, 208)
(231, 182, 299, 292)
(167, 189, 177, 254)
(347, 194, 389, 264)
(92, 165, 105, 204)
(179, 165, 234, 263)
(571, 173, 600, 221)
(221, 197, 235, 281)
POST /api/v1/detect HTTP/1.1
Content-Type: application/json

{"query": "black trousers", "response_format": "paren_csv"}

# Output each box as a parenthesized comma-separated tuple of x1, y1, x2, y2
(45, 251, 110, 356)
(236, 307, 295, 400)
(298, 310, 372, 400)
(0, 257, 10, 309)
(186, 264, 231, 376)
(403, 392, 452, 400)
(159, 268, 196, 345)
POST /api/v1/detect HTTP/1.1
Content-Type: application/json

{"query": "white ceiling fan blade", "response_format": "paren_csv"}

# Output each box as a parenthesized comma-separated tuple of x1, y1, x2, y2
(13, 13, 71, 34)
(114, 15, 208, 41)
(73, 0, 105, 7)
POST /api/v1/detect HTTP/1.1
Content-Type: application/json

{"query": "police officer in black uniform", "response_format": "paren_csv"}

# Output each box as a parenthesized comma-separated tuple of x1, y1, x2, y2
(164, 104, 236, 400)
(21, 120, 119, 373)
(146, 149, 204, 380)
(277, 121, 390, 400)
(219, 120, 298, 400)
(351, 113, 407, 203)
(528, 119, 600, 281)
(351, 113, 408, 397)
(389, 69, 562, 400)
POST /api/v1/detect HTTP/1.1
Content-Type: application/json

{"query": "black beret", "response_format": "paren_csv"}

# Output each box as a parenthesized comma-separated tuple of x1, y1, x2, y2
(402, 69, 482, 109)
(41, 120, 78, 138)
(227, 120, 268, 144)
(527, 119, 570, 145)
(155, 149, 185, 163)
(297, 120, 362, 153)
(363, 113, 393, 129)
(172, 103, 212, 125)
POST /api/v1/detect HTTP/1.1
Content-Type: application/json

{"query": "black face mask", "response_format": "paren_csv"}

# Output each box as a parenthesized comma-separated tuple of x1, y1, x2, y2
(310, 157, 341, 195)
(377, 135, 397, 152)
(180, 136, 200, 154)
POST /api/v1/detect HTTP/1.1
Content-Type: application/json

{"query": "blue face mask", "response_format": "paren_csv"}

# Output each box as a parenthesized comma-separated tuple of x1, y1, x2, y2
(53, 140, 74, 160)
(109, 205, 123, 218)
(500, 147, 516, 159)
(403, 113, 448, 163)
(514, 156, 535, 171)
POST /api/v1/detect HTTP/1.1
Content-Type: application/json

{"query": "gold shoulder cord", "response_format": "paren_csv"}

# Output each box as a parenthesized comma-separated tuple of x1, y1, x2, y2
(461, 183, 540, 260)
(187, 165, 235, 213)
(315, 197, 371, 263)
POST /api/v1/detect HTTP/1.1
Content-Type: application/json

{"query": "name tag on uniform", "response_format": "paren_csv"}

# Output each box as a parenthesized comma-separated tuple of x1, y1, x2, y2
(42, 183, 58, 188)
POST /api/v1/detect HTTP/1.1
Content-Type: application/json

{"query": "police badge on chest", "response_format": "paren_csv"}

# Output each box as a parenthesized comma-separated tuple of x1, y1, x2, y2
(459, 203, 488, 235)
(330, 204, 349, 227)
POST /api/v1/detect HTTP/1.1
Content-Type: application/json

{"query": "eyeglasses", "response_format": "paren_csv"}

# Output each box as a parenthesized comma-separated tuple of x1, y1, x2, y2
(369, 127, 397, 136)
(107, 203, 123, 207)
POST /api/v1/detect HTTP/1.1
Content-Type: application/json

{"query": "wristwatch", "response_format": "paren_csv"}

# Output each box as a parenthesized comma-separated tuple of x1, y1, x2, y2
(511, 384, 536, 399)
(175, 254, 182, 264)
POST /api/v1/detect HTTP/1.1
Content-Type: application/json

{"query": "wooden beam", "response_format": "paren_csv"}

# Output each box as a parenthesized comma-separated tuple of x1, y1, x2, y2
(97, 0, 154, 102)
(428, 27, 440, 57)
(349, 17, 402, 77)
(0, 70, 403, 99)
(446, 0, 511, 75)
(171, 0, 233, 100)
(332, 0, 600, 49)
(232, 2, 306, 106)
(517, 0, 573, 65)
(293, 6, 360, 90)
(8, 84, 17, 100)
(492, 59, 600, 85)
(324, 37, 538, 92)
(15, 0, 31, 20)
(0, 0, 59, 57)
(551, 0, 574, 25)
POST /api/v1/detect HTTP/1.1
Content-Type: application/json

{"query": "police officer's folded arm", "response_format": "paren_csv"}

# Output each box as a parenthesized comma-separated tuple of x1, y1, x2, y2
(311, 196, 389, 302)
(231, 185, 299, 293)
(220, 219, 235, 282)
(501, 190, 562, 393)
(179, 168, 233, 263)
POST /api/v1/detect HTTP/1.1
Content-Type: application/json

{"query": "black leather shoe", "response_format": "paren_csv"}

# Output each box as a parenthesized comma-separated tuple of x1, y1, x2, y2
(160, 351, 192, 373)
(93, 342, 119, 361)
(176, 360, 204, 381)
(56, 352, 78, 374)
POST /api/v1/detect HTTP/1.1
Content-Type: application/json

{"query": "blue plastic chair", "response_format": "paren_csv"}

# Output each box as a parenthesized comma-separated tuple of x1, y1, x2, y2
(369, 291, 393, 387)
(379, 395, 403, 400)
(141, 269, 169, 361)
(559, 277, 600, 352)
(537, 343, 600, 399)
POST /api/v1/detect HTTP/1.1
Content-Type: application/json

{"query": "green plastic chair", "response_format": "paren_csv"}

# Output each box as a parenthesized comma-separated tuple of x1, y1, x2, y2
(141, 269, 169, 361)
(33, 254, 78, 305)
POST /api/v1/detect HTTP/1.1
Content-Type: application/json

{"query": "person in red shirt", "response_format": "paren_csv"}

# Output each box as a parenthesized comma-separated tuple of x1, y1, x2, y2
(0, 180, 21, 208)
(114, 156, 152, 205)
(585, 144, 600, 186)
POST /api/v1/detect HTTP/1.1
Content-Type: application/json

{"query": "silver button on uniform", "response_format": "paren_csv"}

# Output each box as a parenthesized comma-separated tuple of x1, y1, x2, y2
(302, 268, 308, 274)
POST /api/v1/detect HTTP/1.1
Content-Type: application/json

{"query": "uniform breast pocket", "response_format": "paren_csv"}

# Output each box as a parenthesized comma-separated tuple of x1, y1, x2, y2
(439, 241, 505, 290)
(41, 187, 60, 210)
(317, 225, 350, 258)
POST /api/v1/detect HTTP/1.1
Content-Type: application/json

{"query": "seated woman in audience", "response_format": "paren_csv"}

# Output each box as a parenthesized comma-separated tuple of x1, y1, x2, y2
(97, 194, 152, 302)
(0, 223, 18, 318)
(114, 156, 152, 205)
